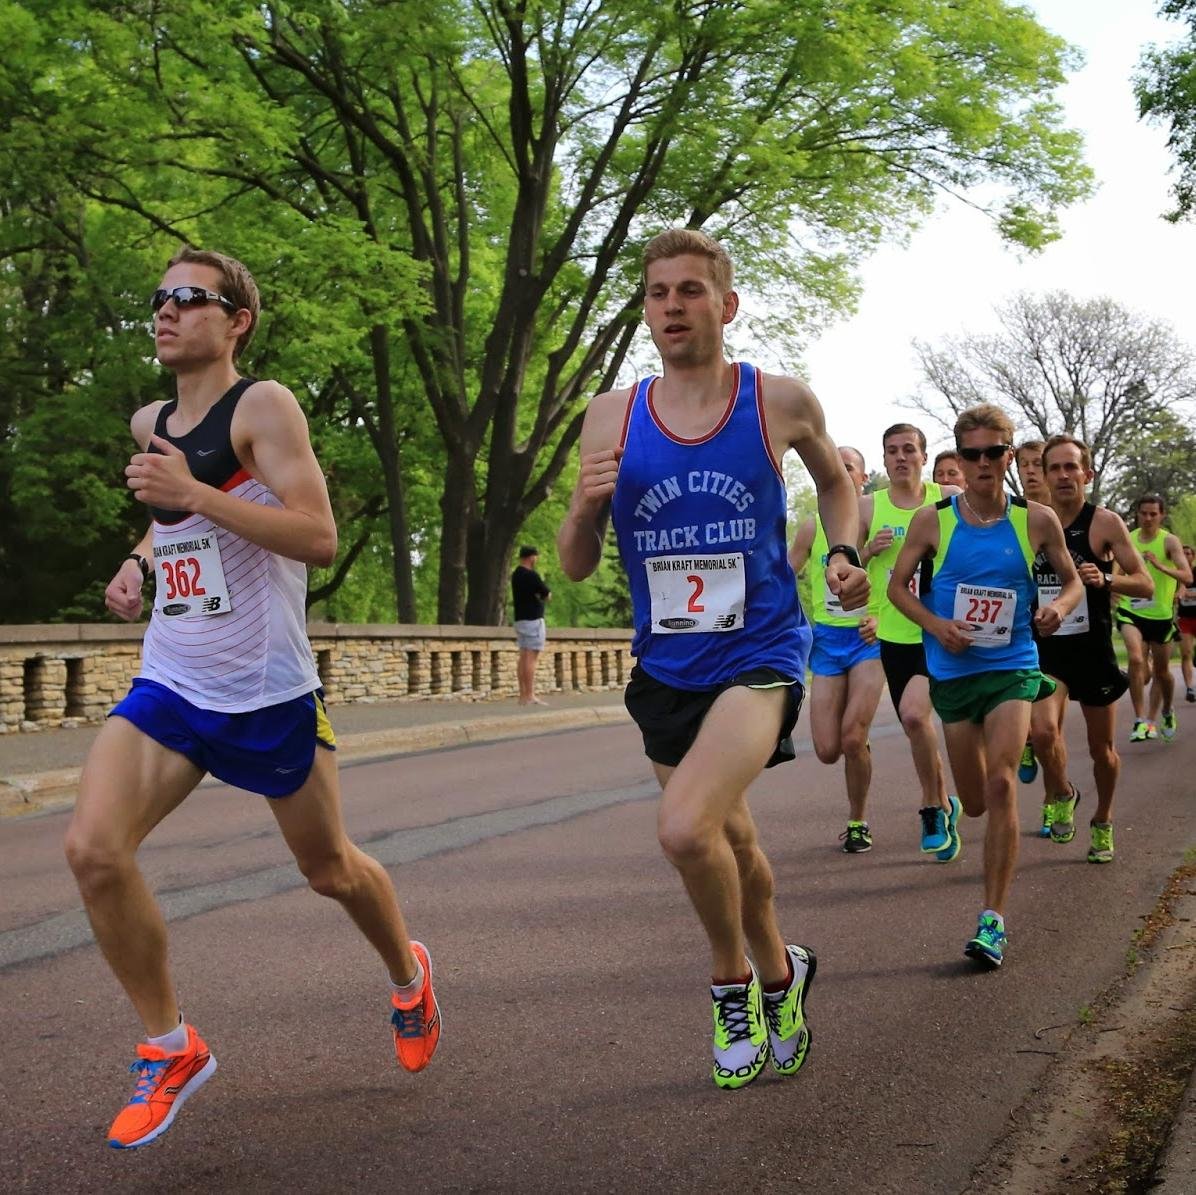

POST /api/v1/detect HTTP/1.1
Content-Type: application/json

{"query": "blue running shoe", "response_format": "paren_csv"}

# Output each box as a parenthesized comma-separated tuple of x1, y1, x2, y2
(935, 795, 962, 862)
(964, 913, 1006, 969)
(919, 805, 949, 853)
(1018, 741, 1038, 784)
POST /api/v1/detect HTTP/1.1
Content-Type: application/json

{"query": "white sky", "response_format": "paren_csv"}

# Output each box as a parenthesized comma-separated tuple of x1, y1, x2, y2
(800, 0, 1196, 463)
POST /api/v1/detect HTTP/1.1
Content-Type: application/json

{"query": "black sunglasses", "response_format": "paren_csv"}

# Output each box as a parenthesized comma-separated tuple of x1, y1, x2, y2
(150, 286, 238, 314)
(959, 444, 1012, 462)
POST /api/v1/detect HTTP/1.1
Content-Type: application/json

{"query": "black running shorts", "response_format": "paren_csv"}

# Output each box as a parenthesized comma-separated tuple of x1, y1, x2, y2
(1038, 639, 1129, 708)
(1115, 610, 1177, 645)
(623, 665, 804, 769)
(880, 640, 929, 714)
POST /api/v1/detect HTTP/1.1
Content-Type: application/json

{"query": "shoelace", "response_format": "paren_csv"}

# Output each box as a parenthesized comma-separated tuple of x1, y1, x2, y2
(977, 920, 1005, 947)
(126, 1057, 169, 1105)
(713, 986, 754, 1044)
(391, 1003, 426, 1039)
(919, 807, 941, 837)
(839, 825, 867, 845)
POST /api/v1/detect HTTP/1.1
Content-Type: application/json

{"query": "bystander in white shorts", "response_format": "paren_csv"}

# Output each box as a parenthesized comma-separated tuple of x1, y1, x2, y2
(514, 618, 546, 651)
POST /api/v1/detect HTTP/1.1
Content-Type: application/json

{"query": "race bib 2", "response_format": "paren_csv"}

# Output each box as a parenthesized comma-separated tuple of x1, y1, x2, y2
(645, 552, 745, 634)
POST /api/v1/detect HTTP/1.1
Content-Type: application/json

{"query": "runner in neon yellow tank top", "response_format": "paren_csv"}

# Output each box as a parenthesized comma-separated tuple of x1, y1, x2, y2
(790, 446, 884, 853)
(1115, 494, 1193, 741)
(859, 423, 961, 860)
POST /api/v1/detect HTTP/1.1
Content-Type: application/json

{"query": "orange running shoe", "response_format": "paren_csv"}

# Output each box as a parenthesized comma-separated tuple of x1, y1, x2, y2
(107, 1024, 217, 1149)
(391, 940, 441, 1072)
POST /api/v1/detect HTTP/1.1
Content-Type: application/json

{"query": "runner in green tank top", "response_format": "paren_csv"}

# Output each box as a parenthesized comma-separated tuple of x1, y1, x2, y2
(790, 446, 884, 853)
(860, 423, 961, 860)
(1115, 494, 1192, 741)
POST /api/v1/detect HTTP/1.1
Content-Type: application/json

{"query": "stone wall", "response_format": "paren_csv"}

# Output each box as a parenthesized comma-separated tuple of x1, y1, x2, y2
(0, 624, 634, 733)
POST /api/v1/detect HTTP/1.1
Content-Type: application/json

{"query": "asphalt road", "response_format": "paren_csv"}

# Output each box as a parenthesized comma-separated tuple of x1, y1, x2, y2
(1, 701, 1192, 1193)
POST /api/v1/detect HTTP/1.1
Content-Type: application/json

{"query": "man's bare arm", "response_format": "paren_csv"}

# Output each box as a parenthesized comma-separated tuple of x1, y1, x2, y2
(788, 517, 816, 574)
(1098, 510, 1153, 601)
(557, 389, 629, 581)
(126, 382, 338, 566)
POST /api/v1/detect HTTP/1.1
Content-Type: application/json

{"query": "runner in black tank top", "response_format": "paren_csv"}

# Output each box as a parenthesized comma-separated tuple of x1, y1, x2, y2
(1027, 436, 1153, 864)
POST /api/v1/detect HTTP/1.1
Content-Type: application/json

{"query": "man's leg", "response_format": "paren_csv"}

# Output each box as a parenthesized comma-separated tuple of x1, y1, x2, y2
(1147, 640, 1175, 723)
(269, 746, 439, 1072)
(809, 672, 847, 766)
(1081, 702, 1119, 825)
(269, 747, 418, 985)
(517, 647, 532, 702)
(898, 675, 949, 812)
(655, 684, 788, 986)
(977, 701, 1030, 916)
(722, 796, 786, 980)
(1030, 681, 1074, 839)
(1121, 622, 1148, 722)
(1180, 631, 1195, 693)
(840, 659, 884, 824)
(64, 717, 204, 1035)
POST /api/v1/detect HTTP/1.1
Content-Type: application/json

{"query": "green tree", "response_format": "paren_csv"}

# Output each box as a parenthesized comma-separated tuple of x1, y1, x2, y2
(913, 292, 1196, 502)
(1101, 408, 1196, 517)
(1137, 1, 1196, 220)
(2, 0, 1090, 625)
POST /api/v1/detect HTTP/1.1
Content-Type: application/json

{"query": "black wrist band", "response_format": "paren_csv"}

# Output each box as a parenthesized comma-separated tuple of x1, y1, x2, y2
(825, 543, 863, 568)
(125, 553, 149, 582)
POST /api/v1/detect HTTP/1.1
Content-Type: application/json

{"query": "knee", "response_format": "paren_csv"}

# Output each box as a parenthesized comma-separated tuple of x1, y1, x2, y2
(813, 739, 841, 765)
(840, 725, 869, 758)
(657, 813, 713, 868)
(299, 850, 360, 901)
(985, 772, 1016, 809)
(1029, 722, 1055, 756)
(899, 708, 926, 737)
(64, 827, 129, 895)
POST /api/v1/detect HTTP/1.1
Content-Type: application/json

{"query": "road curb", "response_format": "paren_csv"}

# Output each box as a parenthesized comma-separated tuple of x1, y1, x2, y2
(0, 704, 633, 820)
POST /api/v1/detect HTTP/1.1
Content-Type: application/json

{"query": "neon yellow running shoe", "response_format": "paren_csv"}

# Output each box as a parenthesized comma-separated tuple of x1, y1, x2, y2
(1050, 785, 1081, 844)
(1038, 801, 1055, 838)
(711, 965, 769, 1090)
(763, 945, 817, 1076)
(1087, 822, 1114, 864)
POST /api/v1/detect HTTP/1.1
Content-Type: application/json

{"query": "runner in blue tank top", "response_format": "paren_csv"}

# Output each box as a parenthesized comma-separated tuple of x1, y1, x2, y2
(889, 404, 1081, 971)
(558, 229, 868, 1090)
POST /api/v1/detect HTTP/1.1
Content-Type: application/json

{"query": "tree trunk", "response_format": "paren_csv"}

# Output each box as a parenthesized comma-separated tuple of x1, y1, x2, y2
(437, 450, 475, 623)
(369, 325, 417, 621)
(463, 507, 521, 626)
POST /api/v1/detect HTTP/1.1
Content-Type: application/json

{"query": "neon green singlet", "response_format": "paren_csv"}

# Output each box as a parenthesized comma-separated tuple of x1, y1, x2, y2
(810, 516, 880, 627)
(1120, 526, 1178, 621)
(867, 482, 942, 645)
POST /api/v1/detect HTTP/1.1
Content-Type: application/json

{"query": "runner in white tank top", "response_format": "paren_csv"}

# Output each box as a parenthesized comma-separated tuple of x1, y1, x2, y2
(65, 248, 441, 1153)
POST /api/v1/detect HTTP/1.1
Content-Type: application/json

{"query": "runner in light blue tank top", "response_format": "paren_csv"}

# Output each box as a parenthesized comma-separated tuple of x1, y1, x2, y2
(922, 493, 1038, 682)
(886, 404, 1081, 973)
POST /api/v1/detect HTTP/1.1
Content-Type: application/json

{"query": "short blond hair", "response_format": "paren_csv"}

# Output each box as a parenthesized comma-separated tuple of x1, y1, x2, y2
(167, 246, 260, 360)
(955, 403, 1014, 447)
(642, 229, 733, 292)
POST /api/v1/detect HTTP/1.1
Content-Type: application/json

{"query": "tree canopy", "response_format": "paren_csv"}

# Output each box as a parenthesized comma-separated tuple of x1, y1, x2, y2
(1, 0, 1092, 624)
(1137, 0, 1196, 220)
(912, 291, 1196, 506)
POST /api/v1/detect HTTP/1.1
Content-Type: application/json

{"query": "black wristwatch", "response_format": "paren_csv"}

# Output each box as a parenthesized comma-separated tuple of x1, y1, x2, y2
(825, 543, 863, 568)
(125, 553, 150, 582)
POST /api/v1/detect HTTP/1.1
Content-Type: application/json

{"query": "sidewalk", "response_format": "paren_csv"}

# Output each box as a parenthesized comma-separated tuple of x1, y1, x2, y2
(0, 689, 631, 818)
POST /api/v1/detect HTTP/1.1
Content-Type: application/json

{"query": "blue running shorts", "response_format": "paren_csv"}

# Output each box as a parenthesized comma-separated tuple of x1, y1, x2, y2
(809, 623, 881, 678)
(110, 678, 337, 798)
